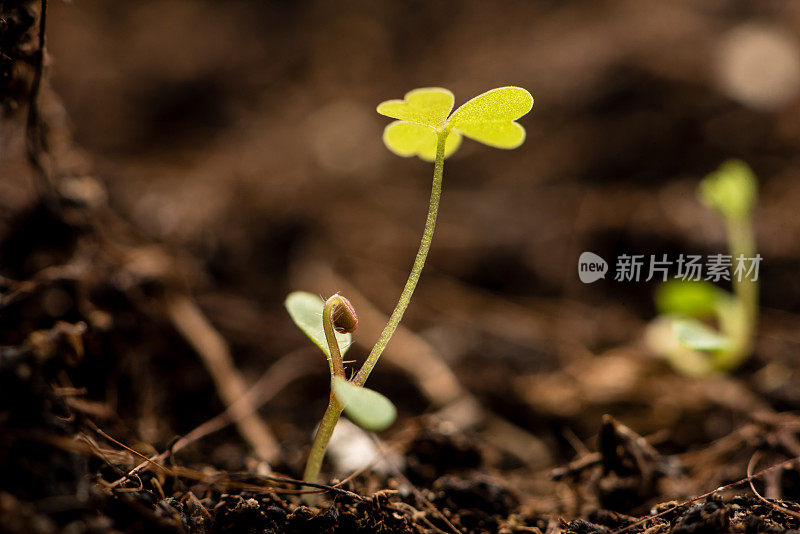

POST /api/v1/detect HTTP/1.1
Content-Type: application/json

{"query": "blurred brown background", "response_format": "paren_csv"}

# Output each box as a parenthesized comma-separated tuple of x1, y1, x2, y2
(38, 0, 800, 308)
(4, 0, 800, 476)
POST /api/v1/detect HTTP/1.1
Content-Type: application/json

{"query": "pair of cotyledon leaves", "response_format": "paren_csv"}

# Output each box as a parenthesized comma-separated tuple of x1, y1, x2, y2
(285, 292, 396, 432)
(652, 280, 741, 376)
(378, 86, 534, 161)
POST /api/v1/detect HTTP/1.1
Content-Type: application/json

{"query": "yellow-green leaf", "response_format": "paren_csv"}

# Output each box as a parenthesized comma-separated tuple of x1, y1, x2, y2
(654, 280, 723, 317)
(285, 292, 352, 372)
(332, 377, 397, 432)
(376, 87, 455, 130)
(699, 159, 757, 220)
(382, 121, 462, 162)
(448, 86, 533, 149)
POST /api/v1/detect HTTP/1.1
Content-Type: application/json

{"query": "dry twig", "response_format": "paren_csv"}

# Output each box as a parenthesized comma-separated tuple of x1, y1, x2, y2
(165, 292, 280, 463)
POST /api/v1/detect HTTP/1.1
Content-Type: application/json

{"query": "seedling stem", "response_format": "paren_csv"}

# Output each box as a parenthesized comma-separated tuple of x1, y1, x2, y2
(354, 129, 447, 387)
(303, 131, 447, 487)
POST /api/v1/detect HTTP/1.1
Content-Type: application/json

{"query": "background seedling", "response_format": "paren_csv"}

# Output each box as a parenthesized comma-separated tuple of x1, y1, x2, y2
(646, 160, 759, 376)
(285, 86, 533, 488)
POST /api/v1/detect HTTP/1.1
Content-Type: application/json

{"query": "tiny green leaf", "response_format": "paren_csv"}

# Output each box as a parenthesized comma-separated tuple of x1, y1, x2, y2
(654, 280, 723, 317)
(376, 87, 455, 130)
(448, 86, 533, 149)
(285, 292, 352, 369)
(673, 319, 732, 352)
(645, 316, 716, 376)
(699, 159, 757, 220)
(383, 121, 462, 162)
(377, 86, 533, 161)
(332, 377, 397, 432)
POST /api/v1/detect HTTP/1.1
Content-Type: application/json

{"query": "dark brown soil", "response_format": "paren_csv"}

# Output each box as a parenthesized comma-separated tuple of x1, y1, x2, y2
(4, 1, 800, 533)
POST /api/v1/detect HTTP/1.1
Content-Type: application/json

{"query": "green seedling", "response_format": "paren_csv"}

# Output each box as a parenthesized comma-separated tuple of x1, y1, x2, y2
(646, 160, 759, 376)
(285, 86, 533, 488)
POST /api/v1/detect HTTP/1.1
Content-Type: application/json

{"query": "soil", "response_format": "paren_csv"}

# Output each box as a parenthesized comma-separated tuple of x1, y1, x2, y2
(4, 1, 800, 533)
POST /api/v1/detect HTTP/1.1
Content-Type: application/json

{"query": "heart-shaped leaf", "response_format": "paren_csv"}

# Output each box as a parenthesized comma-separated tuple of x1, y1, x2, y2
(377, 86, 533, 160)
(376, 87, 454, 130)
(332, 377, 396, 432)
(448, 86, 533, 149)
(285, 292, 352, 372)
(383, 121, 462, 162)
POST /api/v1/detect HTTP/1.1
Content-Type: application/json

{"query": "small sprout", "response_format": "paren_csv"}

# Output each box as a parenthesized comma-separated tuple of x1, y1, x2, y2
(699, 159, 757, 220)
(332, 296, 358, 333)
(286, 292, 398, 494)
(647, 160, 759, 376)
(286, 86, 533, 488)
(332, 377, 397, 432)
(285, 291, 352, 372)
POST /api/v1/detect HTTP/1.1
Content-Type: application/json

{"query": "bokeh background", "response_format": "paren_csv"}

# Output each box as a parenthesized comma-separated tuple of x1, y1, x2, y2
(40, 0, 800, 313)
(34, 0, 800, 442)
(4, 0, 800, 525)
